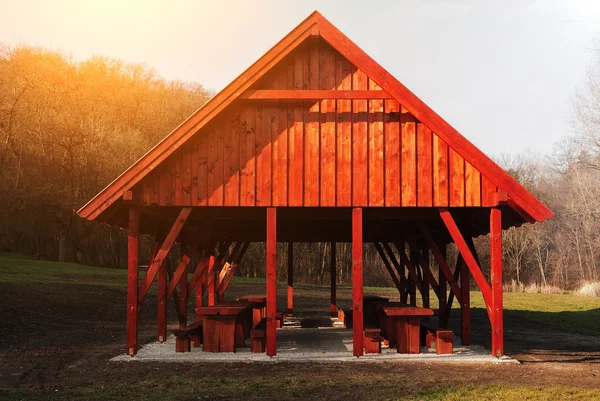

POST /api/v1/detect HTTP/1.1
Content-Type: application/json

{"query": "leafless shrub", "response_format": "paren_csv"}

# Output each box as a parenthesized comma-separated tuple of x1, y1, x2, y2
(575, 281, 600, 297)
(503, 279, 563, 294)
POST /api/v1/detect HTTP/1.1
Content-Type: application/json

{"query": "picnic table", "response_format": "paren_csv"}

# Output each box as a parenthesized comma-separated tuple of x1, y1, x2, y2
(196, 301, 256, 352)
(363, 295, 390, 324)
(237, 294, 267, 326)
(379, 304, 433, 354)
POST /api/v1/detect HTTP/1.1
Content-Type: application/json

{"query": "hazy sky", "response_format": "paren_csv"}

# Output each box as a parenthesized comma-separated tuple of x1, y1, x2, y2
(2, 0, 600, 157)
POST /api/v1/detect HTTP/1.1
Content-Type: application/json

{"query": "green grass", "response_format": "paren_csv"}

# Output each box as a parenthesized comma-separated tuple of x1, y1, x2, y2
(1, 251, 600, 335)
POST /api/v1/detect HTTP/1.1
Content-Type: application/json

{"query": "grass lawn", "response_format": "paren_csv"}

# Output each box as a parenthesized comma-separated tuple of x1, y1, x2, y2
(1, 252, 599, 400)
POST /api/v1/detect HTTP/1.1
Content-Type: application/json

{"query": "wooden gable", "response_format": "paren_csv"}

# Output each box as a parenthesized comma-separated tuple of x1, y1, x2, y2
(78, 11, 552, 224)
(134, 37, 498, 208)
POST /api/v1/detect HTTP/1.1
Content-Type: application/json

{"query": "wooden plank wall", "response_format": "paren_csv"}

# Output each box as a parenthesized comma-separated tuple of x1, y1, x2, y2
(137, 38, 497, 207)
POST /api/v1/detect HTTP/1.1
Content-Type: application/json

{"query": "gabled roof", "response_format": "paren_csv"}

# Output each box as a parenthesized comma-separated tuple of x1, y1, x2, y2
(78, 10, 553, 223)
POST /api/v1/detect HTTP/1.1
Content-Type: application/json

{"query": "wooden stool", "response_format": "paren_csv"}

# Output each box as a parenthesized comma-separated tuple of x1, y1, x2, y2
(435, 330, 454, 355)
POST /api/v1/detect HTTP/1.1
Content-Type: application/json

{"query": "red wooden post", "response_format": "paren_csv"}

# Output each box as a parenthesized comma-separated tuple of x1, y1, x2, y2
(208, 249, 216, 306)
(266, 207, 277, 356)
(490, 207, 504, 357)
(156, 241, 167, 342)
(438, 242, 447, 319)
(460, 256, 471, 345)
(421, 245, 430, 309)
(127, 208, 140, 356)
(330, 241, 337, 317)
(178, 241, 188, 329)
(196, 260, 205, 320)
(287, 242, 293, 315)
(352, 207, 364, 357)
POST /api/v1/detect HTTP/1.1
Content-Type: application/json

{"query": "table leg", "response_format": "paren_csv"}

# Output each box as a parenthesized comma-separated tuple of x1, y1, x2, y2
(218, 317, 237, 352)
(396, 318, 409, 353)
(235, 316, 246, 348)
(202, 318, 219, 352)
(407, 318, 421, 354)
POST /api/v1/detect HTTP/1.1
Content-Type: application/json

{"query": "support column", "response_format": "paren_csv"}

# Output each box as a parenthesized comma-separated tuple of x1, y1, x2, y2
(352, 208, 363, 357)
(287, 242, 293, 316)
(266, 207, 277, 356)
(156, 240, 167, 342)
(438, 242, 447, 318)
(126, 208, 140, 356)
(207, 248, 216, 306)
(195, 253, 206, 321)
(490, 207, 504, 357)
(330, 242, 337, 317)
(460, 257, 471, 345)
(421, 245, 430, 309)
(178, 241, 188, 329)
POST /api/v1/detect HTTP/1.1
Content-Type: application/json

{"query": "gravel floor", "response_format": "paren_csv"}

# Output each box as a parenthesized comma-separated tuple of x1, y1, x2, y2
(113, 317, 517, 364)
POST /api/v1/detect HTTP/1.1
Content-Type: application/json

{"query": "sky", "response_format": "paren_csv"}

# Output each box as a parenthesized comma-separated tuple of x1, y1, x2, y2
(2, 0, 600, 157)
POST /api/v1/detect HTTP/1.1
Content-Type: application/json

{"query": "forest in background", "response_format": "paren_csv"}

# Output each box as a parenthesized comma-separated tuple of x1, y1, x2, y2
(2, 43, 600, 289)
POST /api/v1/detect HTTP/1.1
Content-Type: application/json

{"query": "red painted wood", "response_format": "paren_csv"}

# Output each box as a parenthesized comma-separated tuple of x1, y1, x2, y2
(178, 244, 189, 329)
(288, 48, 305, 207)
(266, 207, 277, 356)
(352, 207, 364, 356)
(127, 208, 140, 356)
(197, 130, 208, 206)
(401, 107, 417, 206)
(137, 208, 192, 304)
(352, 68, 368, 206)
(240, 89, 394, 99)
(156, 242, 167, 342)
(330, 242, 337, 317)
(438, 209, 492, 318)
(304, 39, 320, 206)
(481, 175, 497, 207)
(384, 99, 401, 206)
(460, 256, 471, 345)
(271, 84, 288, 206)
(368, 79, 384, 206)
(240, 107, 256, 206)
(433, 134, 449, 206)
(320, 43, 336, 207)
(490, 207, 504, 357)
(465, 161, 481, 207)
(417, 123, 433, 206)
(208, 122, 224, 206)
(181, 145, 192, 206)
(167, 255, 191, 300)
(416, 220, 462, 304)
(438, 242, 447, 317)
(336, 54, 352, 206)
(287, 242, 294, 314)
(224, 107, 241, 206)
(256, 103, 271, 206)
(449, 148, 465, 207)
(207, 255, 216, 306)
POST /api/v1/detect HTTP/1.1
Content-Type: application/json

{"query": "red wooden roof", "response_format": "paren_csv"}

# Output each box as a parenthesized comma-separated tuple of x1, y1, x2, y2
(77, 11, 553, 224)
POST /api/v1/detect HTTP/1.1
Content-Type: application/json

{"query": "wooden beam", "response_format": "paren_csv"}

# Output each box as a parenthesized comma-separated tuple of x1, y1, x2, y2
(167, 255, 192, 300)
(352, 208, 364, 357)
(460, 255, 471, 345)
(373, 243, 403, 294)
(188, 257, 209, 294)
(490, 207, 504, 357)
(438, 242, 447, 319)
(178, 241, 188, 329)
(419, 245, 431, 308)
(287, 242, 294, 315)
(438, 208, 492, 318)
(126, 208, 140, 356)
(440, 255, 462, 328)
(137, 207, 192, 304)
(393, 243, 423, 297)
(217, 242, 250, 294)
(330, 242, 337, 317)
(416, 220, 462, 304)
(380, 242, 409, 301)
(240, 89, 394, 100)
(266, 208, 277, 356)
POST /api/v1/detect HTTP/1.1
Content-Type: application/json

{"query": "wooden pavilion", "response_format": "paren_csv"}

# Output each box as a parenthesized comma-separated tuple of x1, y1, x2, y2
(77, 11, 553, 358)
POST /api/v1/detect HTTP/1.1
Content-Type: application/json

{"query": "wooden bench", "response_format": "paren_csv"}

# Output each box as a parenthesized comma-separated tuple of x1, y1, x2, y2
(250, 318, 267, 353)
(172, 321, 203, 352)
(364, 323, 381, 354)
(276, 312, 284, 328)
(421, 319, 454, 355)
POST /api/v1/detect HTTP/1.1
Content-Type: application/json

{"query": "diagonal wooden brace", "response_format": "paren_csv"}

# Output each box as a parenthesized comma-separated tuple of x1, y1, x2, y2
(392, 242, 424, 296)
(138, 207, 192, 304)
(167, 255, 191, 300)
(188, 257, 209, 294)
(218, 242, 250, 293)
(416, 220, 462, 304)
(438, 208, 492, 320)
(374, 242, 403, 294)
